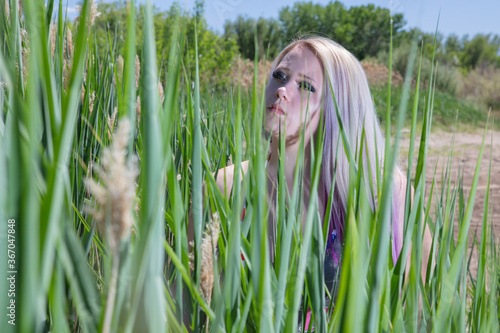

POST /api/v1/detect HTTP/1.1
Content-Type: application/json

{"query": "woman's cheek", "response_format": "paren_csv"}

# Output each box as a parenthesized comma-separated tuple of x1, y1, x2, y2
(312, 96, 321, 112)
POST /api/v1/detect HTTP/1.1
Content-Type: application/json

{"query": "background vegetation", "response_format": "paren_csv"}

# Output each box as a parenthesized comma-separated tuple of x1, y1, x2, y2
(90, 0, 500, 123)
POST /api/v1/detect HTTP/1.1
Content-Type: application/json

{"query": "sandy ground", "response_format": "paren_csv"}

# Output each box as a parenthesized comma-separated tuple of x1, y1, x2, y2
(398, 127, 500, 276)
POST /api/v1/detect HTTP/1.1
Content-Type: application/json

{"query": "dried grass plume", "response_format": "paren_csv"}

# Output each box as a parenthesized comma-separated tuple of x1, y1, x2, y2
(89, 91, 96, 116)
(107, 107, 118, 139)
(193, 212, 221, 306)
(75, 0, 101, 31)
(5, 0, 9, 22)
(89, 0, 101, 27)
(136, 95, 141, 123)
(19, 28, 30, 84)
(117, 55, 124, 84)
(49, 23, 57, 57)
(86, 119, 138, 255)
(158, 81, 164, 104)
(135, 55, 141, 90)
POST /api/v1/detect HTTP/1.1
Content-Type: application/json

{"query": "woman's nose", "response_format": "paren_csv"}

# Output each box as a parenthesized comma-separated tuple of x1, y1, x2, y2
(275, 86, 289, 101)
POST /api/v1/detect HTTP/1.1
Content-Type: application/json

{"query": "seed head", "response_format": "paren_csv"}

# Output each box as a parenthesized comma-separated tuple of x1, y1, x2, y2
(135, 55, 140, 90)
(89, 91, 96, 116)
(19, 28, 30, 84)
(50, 22, 57, 57)
(117, 55, 124, 85)
(5, 0, 9, 22)
(108, 107, 118, 139)
(188, 241, 195, 272)
(76, 0, 101, 30)
(200, 212, 220, 305)
(63, 57, 73, 93)
(86, 119, 138, 255)
(136, 95, 141, 123)
(158, 81, 164, 104)
(66, 27, 73, 59)
(89, 0, 101, 27)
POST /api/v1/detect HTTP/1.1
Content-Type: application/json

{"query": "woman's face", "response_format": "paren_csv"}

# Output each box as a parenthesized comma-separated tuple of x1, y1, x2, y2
(265, 46, 324, 143)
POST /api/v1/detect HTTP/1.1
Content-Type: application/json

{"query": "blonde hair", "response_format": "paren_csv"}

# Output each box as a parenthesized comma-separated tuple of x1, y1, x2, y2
(270, 36, 403, 263)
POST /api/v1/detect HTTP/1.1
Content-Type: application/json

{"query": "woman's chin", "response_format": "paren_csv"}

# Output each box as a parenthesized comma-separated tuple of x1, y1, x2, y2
(263, 122, 285, 138)
(264, 115, 286, 132)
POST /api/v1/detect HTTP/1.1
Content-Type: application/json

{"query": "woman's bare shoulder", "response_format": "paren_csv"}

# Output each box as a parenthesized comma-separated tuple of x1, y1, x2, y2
(214, 160, 250, 197)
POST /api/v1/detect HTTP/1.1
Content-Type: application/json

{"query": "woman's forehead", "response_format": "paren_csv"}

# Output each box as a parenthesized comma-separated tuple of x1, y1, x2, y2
(278, 46, 323, 78)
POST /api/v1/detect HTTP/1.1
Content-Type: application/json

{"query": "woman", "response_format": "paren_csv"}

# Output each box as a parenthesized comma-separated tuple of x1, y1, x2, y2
(214, 36, 431, 291)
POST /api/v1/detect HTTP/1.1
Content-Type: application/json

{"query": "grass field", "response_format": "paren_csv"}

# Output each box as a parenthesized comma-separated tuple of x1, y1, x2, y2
(0, 0, 499, 332)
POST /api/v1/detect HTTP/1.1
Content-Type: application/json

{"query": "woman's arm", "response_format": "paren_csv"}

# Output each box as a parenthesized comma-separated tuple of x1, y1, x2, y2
(395, 169, 432, 283)
(404, 222, 432, 282)
(187, 161, 250, 245)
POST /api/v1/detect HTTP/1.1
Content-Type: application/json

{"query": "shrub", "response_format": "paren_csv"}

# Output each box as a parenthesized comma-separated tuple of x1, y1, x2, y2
(378, 41, 462, 95)
(461, 64, 500, 110)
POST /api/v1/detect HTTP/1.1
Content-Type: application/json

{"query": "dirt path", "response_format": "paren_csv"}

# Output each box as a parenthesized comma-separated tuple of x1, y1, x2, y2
(398, 128, 500, 276)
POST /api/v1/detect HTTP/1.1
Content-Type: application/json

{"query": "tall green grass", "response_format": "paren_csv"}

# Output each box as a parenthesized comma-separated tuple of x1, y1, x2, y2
(370, 83, 493, 129)
(0, 1, 498, 332)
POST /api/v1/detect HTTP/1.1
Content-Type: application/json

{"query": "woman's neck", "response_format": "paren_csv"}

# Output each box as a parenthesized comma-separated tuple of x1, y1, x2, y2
(266, 137, 313, 200)
(266, 136, 328, 233)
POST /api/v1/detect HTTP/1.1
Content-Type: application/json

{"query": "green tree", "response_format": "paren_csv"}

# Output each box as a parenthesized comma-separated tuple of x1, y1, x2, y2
(94, 2, 133, 59)
(460, 34, 500, 70)
(346, 4, 404, 59)
(278, 1, 348, 45)
(277, 1, 404, 59)
(224, 16, 283, 60)
(92, 1, 237, 88)
(445, 34, 461, 66)
(183, 0, 238, 86)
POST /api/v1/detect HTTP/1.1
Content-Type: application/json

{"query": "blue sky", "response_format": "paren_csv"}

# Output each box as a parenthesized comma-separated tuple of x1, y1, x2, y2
(68, 0, 499, 38)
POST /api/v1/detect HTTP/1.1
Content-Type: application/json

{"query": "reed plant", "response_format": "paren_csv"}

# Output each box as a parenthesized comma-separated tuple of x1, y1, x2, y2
(0, 0, 498, 332)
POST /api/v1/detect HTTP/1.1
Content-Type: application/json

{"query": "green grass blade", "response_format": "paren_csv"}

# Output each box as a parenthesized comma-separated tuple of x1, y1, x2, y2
(124, 2, 166, 331)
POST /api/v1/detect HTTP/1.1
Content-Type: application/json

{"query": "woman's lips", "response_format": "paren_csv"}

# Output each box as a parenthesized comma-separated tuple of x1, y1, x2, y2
(267, 104, 285, 115)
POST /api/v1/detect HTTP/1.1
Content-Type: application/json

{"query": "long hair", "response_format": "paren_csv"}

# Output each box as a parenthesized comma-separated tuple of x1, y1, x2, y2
(269, 36, 404, 264)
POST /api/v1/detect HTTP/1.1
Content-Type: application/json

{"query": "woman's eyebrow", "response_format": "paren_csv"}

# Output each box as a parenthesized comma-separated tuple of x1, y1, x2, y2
(298, 73, 316, 83)
(277, 66, 316, 83)
(275, 65, 290, 72)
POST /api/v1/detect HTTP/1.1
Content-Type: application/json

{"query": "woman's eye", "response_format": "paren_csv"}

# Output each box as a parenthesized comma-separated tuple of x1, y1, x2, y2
(272, 71, 287, 81)
(299, 81, 316, 93)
